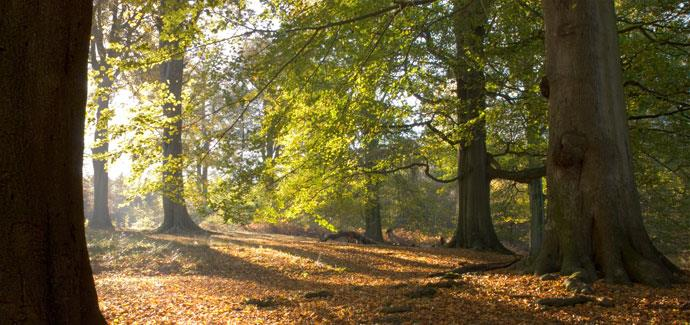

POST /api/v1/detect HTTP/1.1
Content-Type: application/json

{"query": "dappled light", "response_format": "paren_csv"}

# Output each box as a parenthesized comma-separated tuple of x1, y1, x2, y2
(88, 230, 690, 323)
(1, 0, 688, 323)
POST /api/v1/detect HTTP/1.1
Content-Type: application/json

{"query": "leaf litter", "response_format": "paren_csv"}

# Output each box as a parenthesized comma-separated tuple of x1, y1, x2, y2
(88, 230, 690, 324)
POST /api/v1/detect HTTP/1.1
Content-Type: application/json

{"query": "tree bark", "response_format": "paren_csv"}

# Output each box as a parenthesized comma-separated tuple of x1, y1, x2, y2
(364, 180, 384, 242)
(447, 0, 508, 253)
(535, 0, 681, 286)
(90, 58, 114, 230)
(156, 0, 204, 235)
(528, 177, 544, 258)
(90, 85, 114, 230)
(527, 124, 545, 259)
(0, 1, 106, 323)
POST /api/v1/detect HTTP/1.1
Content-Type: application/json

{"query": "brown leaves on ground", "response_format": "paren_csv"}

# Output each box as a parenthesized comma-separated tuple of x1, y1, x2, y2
(88, 230, 690, 324)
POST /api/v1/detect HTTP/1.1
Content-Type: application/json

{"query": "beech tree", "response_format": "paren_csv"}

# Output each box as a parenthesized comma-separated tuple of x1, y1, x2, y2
(88, 0, 143, 230)
(156, 0, 205, 234)
(444, 0, 506, 252)
(89, 2, 116, 230)
(534, 0, 682, 286)
(0, 0, 105, 323)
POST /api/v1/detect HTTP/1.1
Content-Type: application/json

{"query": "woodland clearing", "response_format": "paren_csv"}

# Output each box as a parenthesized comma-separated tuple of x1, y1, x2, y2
(89, 229, 690, 324)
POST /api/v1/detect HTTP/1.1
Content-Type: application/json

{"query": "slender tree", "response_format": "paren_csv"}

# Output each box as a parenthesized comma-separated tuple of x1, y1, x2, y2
(0, 0, 106, 322)
(527, 128, 545, 259)
(535, 0, 682, 286)
(88, 0, 119, 230)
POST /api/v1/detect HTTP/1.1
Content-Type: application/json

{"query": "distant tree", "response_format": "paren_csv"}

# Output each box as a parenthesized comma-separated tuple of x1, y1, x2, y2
(535, 0, 682, 286)
(88, 0, 143, 230)
(90, 3, 116, 229)
(0, 0, 105, 323)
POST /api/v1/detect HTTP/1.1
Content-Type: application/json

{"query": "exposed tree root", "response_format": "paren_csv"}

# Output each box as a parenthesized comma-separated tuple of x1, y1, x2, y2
(533, 230, 686, 287)
(537, 295, 591, 307)
(320, 231, 382, 245)
(444, 236, 514, 255)
(537, 295, 614, 308)
(428, 258, 521, 278)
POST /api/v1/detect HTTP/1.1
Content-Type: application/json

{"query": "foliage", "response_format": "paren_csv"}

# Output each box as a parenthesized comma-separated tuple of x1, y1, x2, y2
(84, 0, 689, 254)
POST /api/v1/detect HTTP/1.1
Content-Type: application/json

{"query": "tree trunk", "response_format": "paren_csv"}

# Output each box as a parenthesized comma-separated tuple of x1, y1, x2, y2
(527, 124, 545, 259)
(364, 180, 384, 242)
(0, 1, 105, 323)
(535, 0, 681, 286)
(198, 102, 209, 198)
(448, 0, 508, 253)
(528, 177, 544, 258)
(90, 76, 114, 230)
(156, 0, 204, 235)
(88, 2, 118, 230)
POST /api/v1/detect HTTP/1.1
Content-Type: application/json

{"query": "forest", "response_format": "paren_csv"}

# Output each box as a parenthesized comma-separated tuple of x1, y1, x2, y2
(0, 0, 689, 323)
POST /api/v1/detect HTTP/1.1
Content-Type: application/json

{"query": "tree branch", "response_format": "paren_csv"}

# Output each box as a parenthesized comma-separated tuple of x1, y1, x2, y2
(488, 166, 545, 183)
(365, 161, 459, 183)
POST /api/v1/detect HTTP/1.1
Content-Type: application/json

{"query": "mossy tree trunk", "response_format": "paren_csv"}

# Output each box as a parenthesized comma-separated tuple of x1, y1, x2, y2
(535, 0, 681, 286)
(0, 0, 106, 322)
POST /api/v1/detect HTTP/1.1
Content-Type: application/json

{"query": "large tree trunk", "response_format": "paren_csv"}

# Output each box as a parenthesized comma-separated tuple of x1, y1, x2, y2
(0, 1, 106, 323)
(157, 52, 203, 234)
(448, 0, 508, 253)
(156, 0, 204, 234)
(535, 0, 681, 286)
(453, 130, 507, 251)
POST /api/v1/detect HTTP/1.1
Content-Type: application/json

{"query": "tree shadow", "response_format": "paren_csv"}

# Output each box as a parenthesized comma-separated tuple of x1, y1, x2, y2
(210, 236, 433, 278)
(89, 230, 604, 323)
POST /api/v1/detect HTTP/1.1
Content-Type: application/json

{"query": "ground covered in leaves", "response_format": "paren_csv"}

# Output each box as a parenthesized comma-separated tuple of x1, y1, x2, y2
(88, 229, 690, 324)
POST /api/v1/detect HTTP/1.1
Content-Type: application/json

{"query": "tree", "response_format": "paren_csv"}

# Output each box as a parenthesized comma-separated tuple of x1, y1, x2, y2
(527, 177, 545, 259)
(362, 141, 385, 242)
(534, 0, 682, 286)
(445, 0, 507, 252)
(0, 0, 106, 323)
(156, 0, 205, 234)
(88, 0, 132, 230)
(89, 2, 116, 230)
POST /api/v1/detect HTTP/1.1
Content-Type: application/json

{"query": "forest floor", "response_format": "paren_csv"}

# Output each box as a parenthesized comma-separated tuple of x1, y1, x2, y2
(87, 228, 690, 324)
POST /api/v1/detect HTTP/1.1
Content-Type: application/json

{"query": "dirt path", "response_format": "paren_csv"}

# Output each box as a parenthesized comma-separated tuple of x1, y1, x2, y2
(88, 230, 690, 324)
